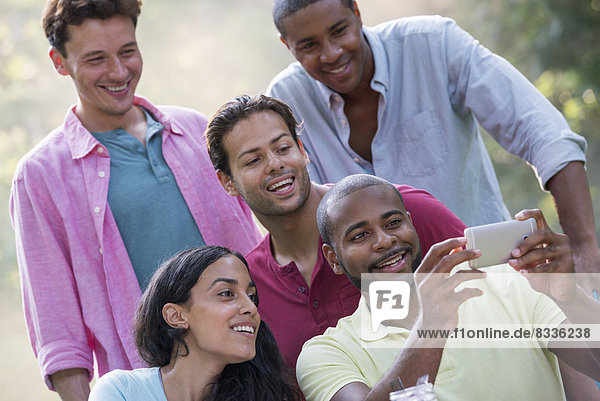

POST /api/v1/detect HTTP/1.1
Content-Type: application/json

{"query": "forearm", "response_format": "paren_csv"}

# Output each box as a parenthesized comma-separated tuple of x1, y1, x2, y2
(51, 368, 90, 401)
(546, 161, 600, 272)
(553, 288, 600, 372)
(559, 359, 600, 401)
(363, 329, 445, 401)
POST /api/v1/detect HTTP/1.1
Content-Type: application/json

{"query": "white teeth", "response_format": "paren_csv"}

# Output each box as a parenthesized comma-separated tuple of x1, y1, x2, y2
(267, 178, 293, 192)
(329, 62, 348, 74)
(377, 252, 406, 268)
(233, 325, 255, 334)
(106, 84, 127, 92)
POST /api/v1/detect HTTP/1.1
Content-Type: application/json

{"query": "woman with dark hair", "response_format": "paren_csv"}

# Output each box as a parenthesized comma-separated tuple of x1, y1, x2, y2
(89, 245, 301, 401)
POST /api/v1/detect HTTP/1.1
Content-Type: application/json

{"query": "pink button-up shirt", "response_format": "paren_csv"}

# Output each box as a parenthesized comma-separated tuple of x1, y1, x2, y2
(10, 96, 262, 388)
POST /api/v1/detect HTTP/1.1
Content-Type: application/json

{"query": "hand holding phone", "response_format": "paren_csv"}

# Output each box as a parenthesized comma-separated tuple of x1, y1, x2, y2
(464, 218, 536, 269)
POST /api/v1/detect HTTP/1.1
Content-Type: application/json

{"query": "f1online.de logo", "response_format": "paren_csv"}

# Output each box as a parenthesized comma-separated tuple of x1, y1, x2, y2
(368, 280, 411, 331)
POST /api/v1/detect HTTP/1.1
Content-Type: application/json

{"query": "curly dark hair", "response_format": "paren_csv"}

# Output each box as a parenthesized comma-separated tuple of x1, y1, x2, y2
(134, 245, 302, 401)
(42, 0, 142, 56)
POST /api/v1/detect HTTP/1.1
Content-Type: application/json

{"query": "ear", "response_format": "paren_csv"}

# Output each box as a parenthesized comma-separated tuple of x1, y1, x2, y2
(298, 138, 310, 167)
(279, 33, 290, 49)
(49, 47, 70, 76)
(323, 243, 343, 275)
(217, 170, 240, 196)
(162, 303, 189, 330)
(352, 1, 362, 21)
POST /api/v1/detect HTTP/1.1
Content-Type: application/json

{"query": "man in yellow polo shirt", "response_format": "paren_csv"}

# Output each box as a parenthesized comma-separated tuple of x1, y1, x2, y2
(296, 174, 600, 401)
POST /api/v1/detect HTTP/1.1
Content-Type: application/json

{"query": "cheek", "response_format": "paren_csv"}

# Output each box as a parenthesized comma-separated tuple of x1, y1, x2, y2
(339, 246, 366, 275)
(297, 54, 319, 71)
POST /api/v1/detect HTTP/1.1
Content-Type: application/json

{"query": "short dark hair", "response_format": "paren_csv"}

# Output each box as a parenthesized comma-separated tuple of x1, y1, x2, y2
(42, 0, 142, 56)
(273, 0, 355, 38)
(317, 174, 405, 246)
(134, 245, 249, 367)
(205, 94, 301, 176)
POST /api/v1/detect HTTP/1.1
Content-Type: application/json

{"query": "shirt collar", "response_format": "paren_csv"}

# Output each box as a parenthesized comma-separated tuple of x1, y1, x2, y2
(315, 26, 390, 109)
(64, 95, 183, 160)
(363, 26, 390, 93)
(355, 296, 410, 343)
(264, 233, 327, 276)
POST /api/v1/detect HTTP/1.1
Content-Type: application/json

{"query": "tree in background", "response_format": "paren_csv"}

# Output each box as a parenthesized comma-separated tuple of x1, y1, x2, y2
(459, 0, 600, 236)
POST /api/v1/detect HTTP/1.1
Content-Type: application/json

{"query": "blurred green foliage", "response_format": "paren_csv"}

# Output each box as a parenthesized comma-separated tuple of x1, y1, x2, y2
(458, 0, 600, 235)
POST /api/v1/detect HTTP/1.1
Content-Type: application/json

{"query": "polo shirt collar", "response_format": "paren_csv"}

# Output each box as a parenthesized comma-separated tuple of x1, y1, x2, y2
(64, 95, 183, 160)
(355, 296, 410, 343)
(265, 233, 327, 276)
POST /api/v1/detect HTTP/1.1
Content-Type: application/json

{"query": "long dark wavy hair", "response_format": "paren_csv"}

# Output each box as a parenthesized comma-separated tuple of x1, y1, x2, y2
(134, 245, 302, 401)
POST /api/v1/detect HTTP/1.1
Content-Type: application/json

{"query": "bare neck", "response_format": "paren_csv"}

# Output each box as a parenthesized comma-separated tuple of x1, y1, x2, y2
(160, 353, 224, 401)
(76, 103, 148, 144)
(255, 183, 329, 283)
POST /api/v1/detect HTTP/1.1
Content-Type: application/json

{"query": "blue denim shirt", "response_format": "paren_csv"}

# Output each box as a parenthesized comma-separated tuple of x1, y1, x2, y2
(267, 16, 586, 227)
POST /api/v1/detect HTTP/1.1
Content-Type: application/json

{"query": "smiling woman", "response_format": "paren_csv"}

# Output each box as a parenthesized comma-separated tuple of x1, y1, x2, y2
(88, 246, 301, 401)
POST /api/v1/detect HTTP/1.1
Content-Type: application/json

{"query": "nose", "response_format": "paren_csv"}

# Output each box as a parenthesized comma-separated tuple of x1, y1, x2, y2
(239, 293, 258, 316)
(320, 39, 342, 64)
(106, 56, 128, 81)
(373, 228, 396, 252)
(264, 151, 284, 174)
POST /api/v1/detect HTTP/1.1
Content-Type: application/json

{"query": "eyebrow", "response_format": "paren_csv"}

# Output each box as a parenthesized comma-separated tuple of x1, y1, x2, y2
(294, 19, 347, 46)
(81, 41, 138, 59)
(208, 278, 238, 289)
(208, 277, 257, 290)
(342, 209, 405, 239)
(235, 132, 290, 161)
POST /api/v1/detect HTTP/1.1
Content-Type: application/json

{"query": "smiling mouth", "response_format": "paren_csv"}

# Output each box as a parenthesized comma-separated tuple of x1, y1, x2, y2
(232, 325, 255, 334)
(376, 250, 407, 268)
(267, 177, 294, 192)
(104, 83, 128, 92)
(326, 60, 350, 75)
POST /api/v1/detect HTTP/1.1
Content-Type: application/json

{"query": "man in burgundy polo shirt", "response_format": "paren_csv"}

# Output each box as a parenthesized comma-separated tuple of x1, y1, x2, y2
(205, 94, 466, 370)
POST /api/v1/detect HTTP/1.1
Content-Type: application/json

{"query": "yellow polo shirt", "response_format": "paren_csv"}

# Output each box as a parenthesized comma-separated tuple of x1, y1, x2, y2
(296, 264, 566, 401)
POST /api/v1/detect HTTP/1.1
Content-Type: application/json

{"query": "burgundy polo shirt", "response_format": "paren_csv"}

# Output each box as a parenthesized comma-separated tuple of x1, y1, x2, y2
(245, 185, 467, 369)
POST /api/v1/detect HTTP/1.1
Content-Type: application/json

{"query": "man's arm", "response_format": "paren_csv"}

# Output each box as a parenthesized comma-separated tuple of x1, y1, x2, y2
(51, 369, 90, 401)
(10, 171, 95, 390)
(546, 161, 600, 276)
(510, 209, 600, 379)
(330, 346, 444, 401)
(559, 360, 600, 401)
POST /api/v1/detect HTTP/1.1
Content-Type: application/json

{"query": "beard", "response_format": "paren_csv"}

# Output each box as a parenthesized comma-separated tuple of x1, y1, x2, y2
(233, 169, 312, 217)
(340, 250, 423, 291)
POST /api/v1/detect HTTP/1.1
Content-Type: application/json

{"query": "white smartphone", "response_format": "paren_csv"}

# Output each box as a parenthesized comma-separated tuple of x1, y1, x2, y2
(464, 218, 537, 269)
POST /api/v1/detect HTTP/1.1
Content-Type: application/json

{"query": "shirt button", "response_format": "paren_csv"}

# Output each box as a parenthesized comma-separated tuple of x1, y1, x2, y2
(341, 120, 348, 126)
(99, 248, 103, 255)
(98, 171, 106, 178)
(353, 157, 360, 163)
(97, 147, 104, 154)
(94, 206, 101, 214)
(312, 300, 319, 309)
(298, 286, 306, 293)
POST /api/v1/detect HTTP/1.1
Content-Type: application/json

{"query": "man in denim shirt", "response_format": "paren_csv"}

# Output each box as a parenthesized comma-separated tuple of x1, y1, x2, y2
(267, 0, 599, 283)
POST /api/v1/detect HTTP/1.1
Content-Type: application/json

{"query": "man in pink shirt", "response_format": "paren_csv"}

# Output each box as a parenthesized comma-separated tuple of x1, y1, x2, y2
(205, 94, 467, 372)
(9, 1, 261, 400)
